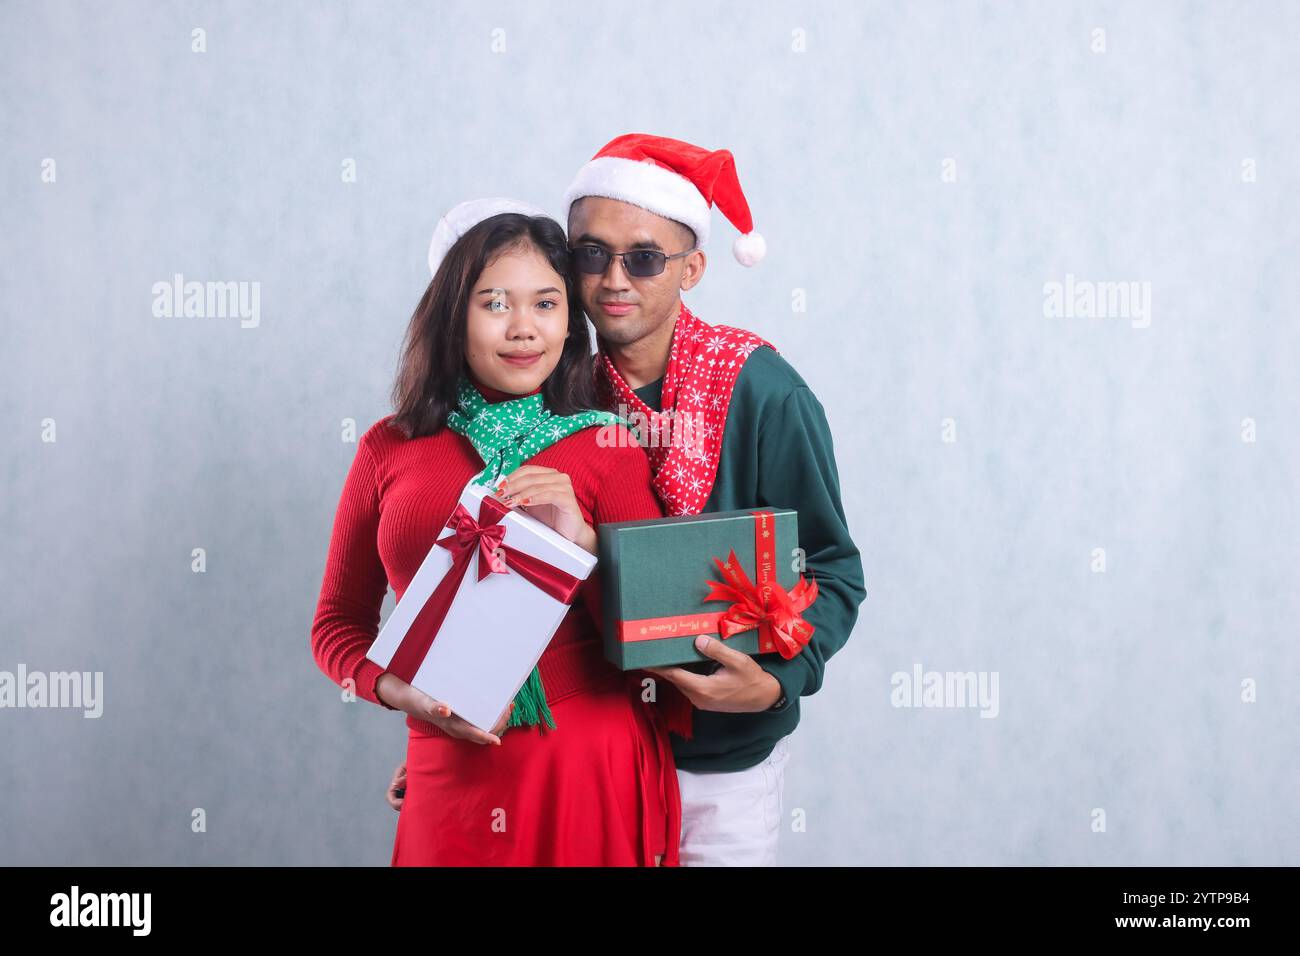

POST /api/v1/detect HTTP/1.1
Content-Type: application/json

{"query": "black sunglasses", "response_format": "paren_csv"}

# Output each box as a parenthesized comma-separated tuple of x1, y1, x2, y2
(569, 243, 695, 278)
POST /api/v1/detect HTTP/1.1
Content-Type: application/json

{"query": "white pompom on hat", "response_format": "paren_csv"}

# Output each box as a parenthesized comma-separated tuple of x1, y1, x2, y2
(562, 133, 766, 267)
(428, 198, 551, 279)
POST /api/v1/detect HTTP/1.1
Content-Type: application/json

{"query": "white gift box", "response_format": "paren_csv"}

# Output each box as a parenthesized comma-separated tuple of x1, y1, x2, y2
(366, 479, 598, 732)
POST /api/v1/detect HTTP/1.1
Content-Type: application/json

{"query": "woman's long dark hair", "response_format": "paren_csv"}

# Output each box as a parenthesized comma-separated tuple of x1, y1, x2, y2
(389, 213, 599, 439)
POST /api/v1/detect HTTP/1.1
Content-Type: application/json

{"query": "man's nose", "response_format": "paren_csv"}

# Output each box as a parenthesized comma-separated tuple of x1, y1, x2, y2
(601, 254, 632, 290)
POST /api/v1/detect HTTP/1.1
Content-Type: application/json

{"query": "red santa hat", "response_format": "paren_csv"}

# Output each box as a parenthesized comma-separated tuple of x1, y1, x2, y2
(562, 133, 767, 267)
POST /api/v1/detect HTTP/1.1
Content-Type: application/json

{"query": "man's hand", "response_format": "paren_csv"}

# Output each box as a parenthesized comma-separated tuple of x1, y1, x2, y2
(644, 635, 783, 713)
(386, 762, 406, 811)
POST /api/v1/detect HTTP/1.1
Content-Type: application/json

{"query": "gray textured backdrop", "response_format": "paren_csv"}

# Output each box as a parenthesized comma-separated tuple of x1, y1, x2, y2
(2, 0, 1297, 866)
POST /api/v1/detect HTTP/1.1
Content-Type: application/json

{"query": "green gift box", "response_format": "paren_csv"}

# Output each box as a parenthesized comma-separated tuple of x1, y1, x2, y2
(596, 507, 818, 670)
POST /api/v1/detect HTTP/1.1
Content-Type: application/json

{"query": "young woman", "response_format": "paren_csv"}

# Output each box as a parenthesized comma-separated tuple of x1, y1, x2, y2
(310, 201, 678, 865)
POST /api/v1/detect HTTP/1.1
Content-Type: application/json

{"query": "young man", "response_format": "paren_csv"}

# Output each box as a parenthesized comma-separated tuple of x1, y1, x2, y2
(561, 134, 866, 865)
(388, 135, 865, 866)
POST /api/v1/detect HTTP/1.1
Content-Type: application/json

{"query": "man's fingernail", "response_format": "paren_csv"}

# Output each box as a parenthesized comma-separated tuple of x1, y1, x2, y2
(696, 636, 710, 647)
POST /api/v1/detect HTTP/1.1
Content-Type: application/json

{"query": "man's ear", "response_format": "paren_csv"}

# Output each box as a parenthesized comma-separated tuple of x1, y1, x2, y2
(680, 249, 707, 292)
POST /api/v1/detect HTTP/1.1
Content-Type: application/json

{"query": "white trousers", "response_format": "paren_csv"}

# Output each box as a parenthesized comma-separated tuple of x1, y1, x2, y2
(675, 735, 790, 866)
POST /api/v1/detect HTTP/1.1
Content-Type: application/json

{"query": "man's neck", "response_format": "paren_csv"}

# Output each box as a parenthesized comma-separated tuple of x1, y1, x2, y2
(606, 301, 681, 390)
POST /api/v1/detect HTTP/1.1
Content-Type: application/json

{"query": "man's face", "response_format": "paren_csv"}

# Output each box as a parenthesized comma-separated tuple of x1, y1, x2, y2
(567, 196, 706, 347)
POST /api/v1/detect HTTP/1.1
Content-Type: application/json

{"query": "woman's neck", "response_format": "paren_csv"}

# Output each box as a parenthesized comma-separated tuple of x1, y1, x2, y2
(467, 369, 542, 404)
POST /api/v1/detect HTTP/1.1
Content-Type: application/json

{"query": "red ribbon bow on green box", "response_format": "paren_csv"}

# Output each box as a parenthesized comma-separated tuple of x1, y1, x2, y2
(702, 510, 818, 660)
(705, 550, 818, 660)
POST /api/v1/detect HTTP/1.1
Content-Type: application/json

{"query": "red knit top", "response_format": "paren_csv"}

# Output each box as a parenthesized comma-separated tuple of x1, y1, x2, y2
(310, 377, 667, 735)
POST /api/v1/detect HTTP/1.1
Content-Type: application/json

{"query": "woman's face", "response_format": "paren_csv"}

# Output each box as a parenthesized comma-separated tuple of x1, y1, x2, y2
(464, 244, 571, 394)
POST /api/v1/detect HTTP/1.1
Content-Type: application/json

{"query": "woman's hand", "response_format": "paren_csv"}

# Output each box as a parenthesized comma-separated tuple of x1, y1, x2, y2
(376, 672, 514, 745)
(492, 466, 596, 553)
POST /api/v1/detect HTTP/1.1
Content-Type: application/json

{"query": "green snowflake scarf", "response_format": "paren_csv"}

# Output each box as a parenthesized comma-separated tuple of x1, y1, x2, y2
(444, 371, 626, 730)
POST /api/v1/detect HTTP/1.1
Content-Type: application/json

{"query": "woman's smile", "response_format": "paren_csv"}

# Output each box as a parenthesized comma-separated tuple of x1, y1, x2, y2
(500, 349, 543, 367)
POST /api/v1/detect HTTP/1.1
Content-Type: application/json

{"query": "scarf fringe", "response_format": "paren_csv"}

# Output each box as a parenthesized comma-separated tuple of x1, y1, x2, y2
(508, 665, 556, 730)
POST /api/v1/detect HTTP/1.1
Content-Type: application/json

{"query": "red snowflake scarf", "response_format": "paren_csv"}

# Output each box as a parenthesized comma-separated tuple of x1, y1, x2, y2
(595, 302, 775, 517)
(595, 302, 777, 738)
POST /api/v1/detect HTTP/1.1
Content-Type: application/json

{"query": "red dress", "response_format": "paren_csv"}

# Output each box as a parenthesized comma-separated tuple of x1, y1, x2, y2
(310, 387, 679, 866)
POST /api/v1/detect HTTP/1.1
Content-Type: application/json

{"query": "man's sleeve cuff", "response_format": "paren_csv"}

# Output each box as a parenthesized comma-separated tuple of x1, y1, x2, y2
(758, 655, 813, 713)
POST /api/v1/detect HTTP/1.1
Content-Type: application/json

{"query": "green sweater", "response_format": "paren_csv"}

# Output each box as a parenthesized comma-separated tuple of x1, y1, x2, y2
(631, 344, 867, 772)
